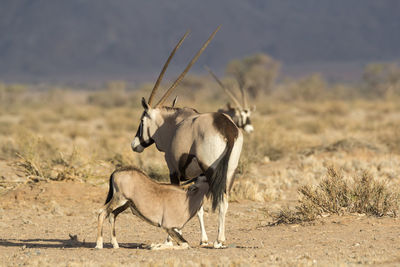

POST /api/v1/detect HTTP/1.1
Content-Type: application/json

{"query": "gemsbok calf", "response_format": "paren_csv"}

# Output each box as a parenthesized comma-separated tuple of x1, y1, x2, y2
(206, 67, 255, 134)
(95, 166, 209, 250)
(131, 26, 243, 248)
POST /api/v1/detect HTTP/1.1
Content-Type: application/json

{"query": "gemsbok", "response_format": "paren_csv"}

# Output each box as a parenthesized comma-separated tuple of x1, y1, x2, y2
(131, 26, 243, 248)
(95, 166, 209, 250)
(206, 67, 255, 134)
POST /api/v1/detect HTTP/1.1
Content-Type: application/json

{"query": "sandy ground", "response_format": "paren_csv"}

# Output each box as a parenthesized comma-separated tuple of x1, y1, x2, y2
(0, 178, 399, 267)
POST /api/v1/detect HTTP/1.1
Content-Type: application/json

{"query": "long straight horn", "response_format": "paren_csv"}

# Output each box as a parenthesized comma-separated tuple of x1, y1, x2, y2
(155, 26, 221, 107)
(148, 31, 190, 106)
(206, 66, 243, 109)
(239, 82, 249, 109)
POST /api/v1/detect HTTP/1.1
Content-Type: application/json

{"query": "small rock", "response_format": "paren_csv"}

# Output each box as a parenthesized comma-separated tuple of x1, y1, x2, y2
(50, 200, 64, 216)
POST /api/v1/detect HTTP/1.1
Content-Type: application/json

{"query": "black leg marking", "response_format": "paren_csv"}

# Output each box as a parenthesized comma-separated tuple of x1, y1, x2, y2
(166, 228, 188, 245)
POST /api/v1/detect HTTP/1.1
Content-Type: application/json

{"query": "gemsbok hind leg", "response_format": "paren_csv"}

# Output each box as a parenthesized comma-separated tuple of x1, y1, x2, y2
(213, 134, 242, 249)
(95, 207, 108, 249)
(214, 193, 228, 248)
(95, 198, 128, 249)
(197, 206, 209, 246)
(109, 204, 129, 249)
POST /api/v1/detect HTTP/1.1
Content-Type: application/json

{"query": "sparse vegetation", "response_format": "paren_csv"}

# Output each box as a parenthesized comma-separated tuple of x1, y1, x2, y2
(1, 62, 400, 266)
(271, 167, 399, 225)
(1, 60, 400, 206)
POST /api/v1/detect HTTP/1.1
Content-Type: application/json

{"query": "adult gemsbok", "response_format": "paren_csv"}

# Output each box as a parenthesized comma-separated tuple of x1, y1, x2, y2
(206, 67, 255, 134)
(131, 27, 243, 248)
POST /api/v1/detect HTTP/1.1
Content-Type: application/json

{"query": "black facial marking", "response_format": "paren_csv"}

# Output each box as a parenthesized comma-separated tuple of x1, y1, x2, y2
(135, 113, 154, 148)
(245, 117, 251, 126)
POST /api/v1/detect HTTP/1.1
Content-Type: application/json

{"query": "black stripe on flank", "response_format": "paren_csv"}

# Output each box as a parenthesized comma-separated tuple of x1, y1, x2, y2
(212, 113, 239, 144)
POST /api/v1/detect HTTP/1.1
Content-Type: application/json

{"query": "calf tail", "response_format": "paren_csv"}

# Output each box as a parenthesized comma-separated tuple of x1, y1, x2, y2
(206, 143, 233, 211)
(105, 172, 115, 204)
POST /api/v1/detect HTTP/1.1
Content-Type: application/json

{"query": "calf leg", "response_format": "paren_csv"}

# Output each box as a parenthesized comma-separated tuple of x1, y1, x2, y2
(109, 204, 129, 249)
(95, 197, 127, 249)
(163, 170, 181, 245)
(151, 229, 189, 250)
(95, 208, 108, 249)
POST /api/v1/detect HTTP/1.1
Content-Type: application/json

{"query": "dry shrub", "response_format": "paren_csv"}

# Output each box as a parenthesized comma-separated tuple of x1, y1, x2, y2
(87, 81, 138, 108)
(278, 74, 327, 101)
(226, 53, 280, 96)
(378, 125, 400, 154)
(50, 149, 92, 181)
(362, 63, 400, 98)
(14, 134, 92, 182)
(271, 167, 399, 225)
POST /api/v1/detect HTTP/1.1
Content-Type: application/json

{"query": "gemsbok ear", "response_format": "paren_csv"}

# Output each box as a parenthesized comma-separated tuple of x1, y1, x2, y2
(251, 105, 256, 112)
(141, 97, 150, 111)
(172, 96, 178, 108)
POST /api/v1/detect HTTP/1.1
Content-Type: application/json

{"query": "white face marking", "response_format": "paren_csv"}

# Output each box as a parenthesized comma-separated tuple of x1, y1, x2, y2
(244, 124, 254, 133)
(131, 137, 144, 153)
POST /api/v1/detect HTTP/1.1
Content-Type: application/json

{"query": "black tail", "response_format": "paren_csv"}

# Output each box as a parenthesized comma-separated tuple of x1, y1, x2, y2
(105, 172, 115, 204)
(206, 144, 234, 211)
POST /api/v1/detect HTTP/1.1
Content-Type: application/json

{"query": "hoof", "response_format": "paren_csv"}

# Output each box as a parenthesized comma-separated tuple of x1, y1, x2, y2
(213, 241, 227, 249)
(112, 244, 119, 249)
(176, 243, 190, 250)
(199, 241, 209, 247)
(150, 242, 189, 250)
(163, 240, 173, 246)
(94, 245, 103, 249)
(150, 242, 173, 250)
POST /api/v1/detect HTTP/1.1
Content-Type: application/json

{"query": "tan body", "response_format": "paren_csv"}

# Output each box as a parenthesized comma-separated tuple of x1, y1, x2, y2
(95, 167, 209, 250)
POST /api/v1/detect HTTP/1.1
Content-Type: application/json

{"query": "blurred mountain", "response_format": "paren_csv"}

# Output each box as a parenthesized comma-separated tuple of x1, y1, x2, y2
(0, 0, 399, 82)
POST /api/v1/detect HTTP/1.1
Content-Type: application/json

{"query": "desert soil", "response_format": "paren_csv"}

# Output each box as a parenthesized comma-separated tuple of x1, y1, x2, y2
(0, 174, 399, 267)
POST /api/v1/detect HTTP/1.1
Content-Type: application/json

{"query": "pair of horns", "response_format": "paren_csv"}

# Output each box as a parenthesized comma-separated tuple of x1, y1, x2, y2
(206, 67, 249, 109)
(148, 26, 221, 108)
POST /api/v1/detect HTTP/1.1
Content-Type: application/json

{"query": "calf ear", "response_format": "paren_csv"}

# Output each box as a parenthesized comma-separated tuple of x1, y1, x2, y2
(188, 184, 199, 193)
(142, 97, 150, 111)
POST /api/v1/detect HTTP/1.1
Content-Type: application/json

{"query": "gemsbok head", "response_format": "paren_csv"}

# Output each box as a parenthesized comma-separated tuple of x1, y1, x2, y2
(130, 26, 243, 249)
(206, 67, 255, 134)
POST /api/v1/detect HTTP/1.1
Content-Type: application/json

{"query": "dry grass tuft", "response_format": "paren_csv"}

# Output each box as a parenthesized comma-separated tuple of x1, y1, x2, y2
(271, 167, 399, 225)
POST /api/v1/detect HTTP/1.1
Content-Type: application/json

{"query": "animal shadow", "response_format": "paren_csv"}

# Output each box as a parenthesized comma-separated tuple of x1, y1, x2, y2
(0, 234, 146, 249)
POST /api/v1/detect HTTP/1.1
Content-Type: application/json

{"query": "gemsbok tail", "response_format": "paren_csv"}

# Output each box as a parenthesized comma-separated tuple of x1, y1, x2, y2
(104, 172, 115, 204)
(206, 143, 234, 211)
